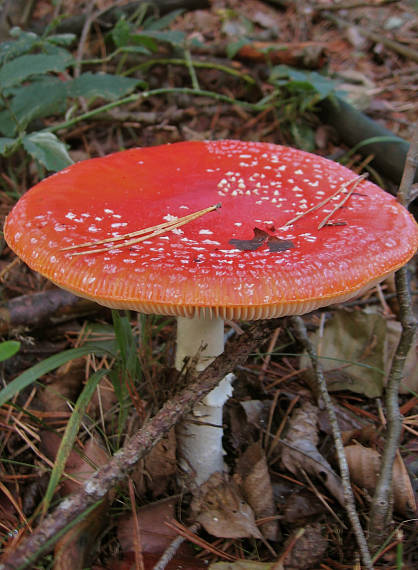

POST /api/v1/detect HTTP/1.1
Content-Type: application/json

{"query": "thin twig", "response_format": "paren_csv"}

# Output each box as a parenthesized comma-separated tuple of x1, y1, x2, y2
(164, 520, 236, 561)
(317, 174, 367, 229)
(153, 522, 201, 570)
(290, 316, 373, 570)
(368, 126, 418, 550)
(62, 203, 221, 255)
(283, 174, 367, 228)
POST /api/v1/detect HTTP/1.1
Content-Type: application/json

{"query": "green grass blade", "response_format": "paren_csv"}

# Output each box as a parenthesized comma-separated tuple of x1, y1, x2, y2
(0, 346, 106, 407)
(344, 135, 403, 158)
(41, 369, 107, 516)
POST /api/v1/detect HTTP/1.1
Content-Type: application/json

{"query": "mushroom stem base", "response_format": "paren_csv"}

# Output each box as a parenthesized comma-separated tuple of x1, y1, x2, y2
(176, 373, 235, 486)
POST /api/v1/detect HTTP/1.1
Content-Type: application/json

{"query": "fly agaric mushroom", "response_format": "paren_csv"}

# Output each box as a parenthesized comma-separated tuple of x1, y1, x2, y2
(4, 140, 418, 486)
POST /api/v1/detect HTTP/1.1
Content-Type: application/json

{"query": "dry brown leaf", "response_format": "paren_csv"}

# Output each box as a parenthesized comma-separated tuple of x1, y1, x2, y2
(235, 442, 279, 541)
(281, 401, 344, 505)
(301, 308, 386, 398)
(87, 375, 118, 418)
(116, 500, 208, 570)
(118, 498, 178, 554)
(191, 472, 262, 539)
(39, 358, 85, 414)
(345, 444, 416, 515)
(281, 522, 328, 570)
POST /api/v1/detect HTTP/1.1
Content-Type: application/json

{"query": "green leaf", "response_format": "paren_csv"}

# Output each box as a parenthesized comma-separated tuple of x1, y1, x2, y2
(0, 137, 17, 154)
(46, 33, 77, 47)
(0, 346, 106, 408)
(0, 77, 68, 136)
(144, 9, 184, 31)
(290, 122, 316, 152)
(0, 29, 40, 66)
(111, 17, 132, 48)
(120, 45, 151, 56)
(42, 369, 107, 516)
(127, 32, 158, 52)
(270, 65, 337, 100)
(67, 72, 144, 101)
(83, 323, 118, 355)
(135, 29, 185, 46)
(0, 51, 73, 89)
(0, 341, 20, 362)
(23, 132, 73, 171)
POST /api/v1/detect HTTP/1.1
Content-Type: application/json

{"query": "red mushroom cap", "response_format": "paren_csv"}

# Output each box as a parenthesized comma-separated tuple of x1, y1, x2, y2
(4, 140, 418, 319)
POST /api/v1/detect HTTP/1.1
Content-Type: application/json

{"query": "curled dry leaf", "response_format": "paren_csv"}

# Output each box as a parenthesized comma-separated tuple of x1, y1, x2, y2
(235, 441, 279, 541)
(344, 444, 416, 515)
(191, 472, 262, 539)
(281, 401, 344, 505)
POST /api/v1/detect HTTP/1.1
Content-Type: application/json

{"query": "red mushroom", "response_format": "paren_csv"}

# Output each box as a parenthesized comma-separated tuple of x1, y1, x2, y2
(4, 140, 418, 485)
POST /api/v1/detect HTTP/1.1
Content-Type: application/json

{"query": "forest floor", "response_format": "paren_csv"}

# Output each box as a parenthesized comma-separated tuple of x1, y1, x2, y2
(0, 0, 417, 568)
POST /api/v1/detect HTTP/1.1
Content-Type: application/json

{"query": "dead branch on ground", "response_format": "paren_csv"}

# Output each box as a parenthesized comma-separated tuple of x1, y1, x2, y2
(291, 316, 373, 570)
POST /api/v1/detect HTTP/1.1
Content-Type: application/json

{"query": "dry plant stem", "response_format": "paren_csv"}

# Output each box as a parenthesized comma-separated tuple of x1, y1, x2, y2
(0, 320, 275, 570)
(368, 268, 416, 548)
(290, 316, 373, 570)
(153, 522, 201, 570)
(283, 174, 366, 227)
(368, 127, 418, 550)
(64, 203, 220, 255)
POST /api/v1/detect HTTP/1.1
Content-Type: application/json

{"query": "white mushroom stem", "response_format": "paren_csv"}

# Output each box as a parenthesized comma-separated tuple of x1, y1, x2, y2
(175, 316, 235, 486)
